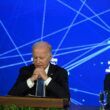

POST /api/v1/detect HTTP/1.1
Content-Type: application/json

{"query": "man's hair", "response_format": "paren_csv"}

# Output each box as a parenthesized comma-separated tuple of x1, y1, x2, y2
(32, 41, 52, 53)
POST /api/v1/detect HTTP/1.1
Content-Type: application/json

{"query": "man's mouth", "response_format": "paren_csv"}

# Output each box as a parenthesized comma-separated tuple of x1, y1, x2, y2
(36, 65, 43, 67)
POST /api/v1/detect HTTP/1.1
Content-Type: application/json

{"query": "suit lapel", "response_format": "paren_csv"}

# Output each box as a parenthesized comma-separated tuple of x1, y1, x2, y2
(47, 64, 55, 78)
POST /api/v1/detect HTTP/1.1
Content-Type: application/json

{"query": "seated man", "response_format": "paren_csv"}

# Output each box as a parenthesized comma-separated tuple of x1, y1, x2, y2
(104, 73, 110, 110)
(8, 41, 70, 99)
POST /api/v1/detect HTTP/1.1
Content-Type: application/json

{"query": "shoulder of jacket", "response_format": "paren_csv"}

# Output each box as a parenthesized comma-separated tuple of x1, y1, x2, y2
(20, 64, 35, 71)
(50, 63, 67, 72)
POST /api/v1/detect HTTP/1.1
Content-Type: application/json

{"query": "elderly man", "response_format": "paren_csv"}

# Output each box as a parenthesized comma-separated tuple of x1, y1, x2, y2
(8, 41, 70, 99)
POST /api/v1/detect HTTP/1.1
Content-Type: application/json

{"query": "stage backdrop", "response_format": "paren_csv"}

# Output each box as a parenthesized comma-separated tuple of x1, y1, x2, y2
(0, 0, 110, 106)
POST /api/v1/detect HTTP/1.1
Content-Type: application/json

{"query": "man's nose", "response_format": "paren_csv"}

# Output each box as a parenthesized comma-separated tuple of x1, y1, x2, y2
(36, 58, 40, 63)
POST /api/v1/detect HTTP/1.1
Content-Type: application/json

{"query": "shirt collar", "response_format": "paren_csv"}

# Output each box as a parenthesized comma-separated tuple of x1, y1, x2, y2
(45, 64, 50, 74)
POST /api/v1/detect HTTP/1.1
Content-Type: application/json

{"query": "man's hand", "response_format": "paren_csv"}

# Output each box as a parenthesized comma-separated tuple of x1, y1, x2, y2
(37, 68, 48, 80)
(30, 68, 48, 82)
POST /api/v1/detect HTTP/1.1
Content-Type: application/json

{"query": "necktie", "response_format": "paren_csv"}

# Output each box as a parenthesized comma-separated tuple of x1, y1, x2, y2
(35, 78, 45, 97)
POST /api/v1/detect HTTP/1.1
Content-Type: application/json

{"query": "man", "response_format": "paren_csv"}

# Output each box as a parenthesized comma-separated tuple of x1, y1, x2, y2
(104, 73, 110, 110)
(104, 73, 110, 91)
(8, 41, 70, 99)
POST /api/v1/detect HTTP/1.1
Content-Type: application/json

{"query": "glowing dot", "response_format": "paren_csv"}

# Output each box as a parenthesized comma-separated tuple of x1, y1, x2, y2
(82, 99, 85, 102)
(107, 40, 110, 44)
(100, 62, 104, 65)
(93, 63, 96, 66)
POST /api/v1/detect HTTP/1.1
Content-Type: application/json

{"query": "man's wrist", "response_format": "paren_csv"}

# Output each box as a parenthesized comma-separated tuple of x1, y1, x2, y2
(27, 78, 35, 88)
(30, 77, 35, 82)
(44, 77, 52, 86)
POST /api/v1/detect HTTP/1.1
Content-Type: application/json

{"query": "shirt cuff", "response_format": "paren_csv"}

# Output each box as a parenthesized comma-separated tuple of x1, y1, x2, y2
(27, 78, 35, 88)
(44, 77, 52, 86)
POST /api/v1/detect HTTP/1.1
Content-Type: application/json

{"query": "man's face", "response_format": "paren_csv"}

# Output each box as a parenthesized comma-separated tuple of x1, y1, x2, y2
(33, 47, 52, 69)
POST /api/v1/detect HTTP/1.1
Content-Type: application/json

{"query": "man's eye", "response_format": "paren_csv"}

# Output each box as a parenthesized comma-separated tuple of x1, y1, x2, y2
(40, 57, 44, 59)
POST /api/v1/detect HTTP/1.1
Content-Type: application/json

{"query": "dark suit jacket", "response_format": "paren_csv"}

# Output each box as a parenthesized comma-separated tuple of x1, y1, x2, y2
(104, 73, 110, 109)
(8, 64, 70, 99)
(104, 73, 110, 91)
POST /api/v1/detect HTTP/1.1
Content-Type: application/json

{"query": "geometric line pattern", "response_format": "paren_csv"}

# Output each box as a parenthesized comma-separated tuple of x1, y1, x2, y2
(0, 0, 110, 105)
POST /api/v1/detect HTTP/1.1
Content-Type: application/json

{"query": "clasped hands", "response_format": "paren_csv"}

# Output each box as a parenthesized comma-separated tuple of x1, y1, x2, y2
(30, 67, 48, 82)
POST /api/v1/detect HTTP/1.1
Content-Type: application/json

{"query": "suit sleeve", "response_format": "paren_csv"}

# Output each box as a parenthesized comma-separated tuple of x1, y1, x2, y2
(8, 67, 31, 96)
(46, 69, 70, 99)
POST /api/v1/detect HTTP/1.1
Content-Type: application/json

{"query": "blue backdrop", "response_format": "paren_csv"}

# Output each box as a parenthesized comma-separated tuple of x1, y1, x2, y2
(0, 0, 110, 106)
